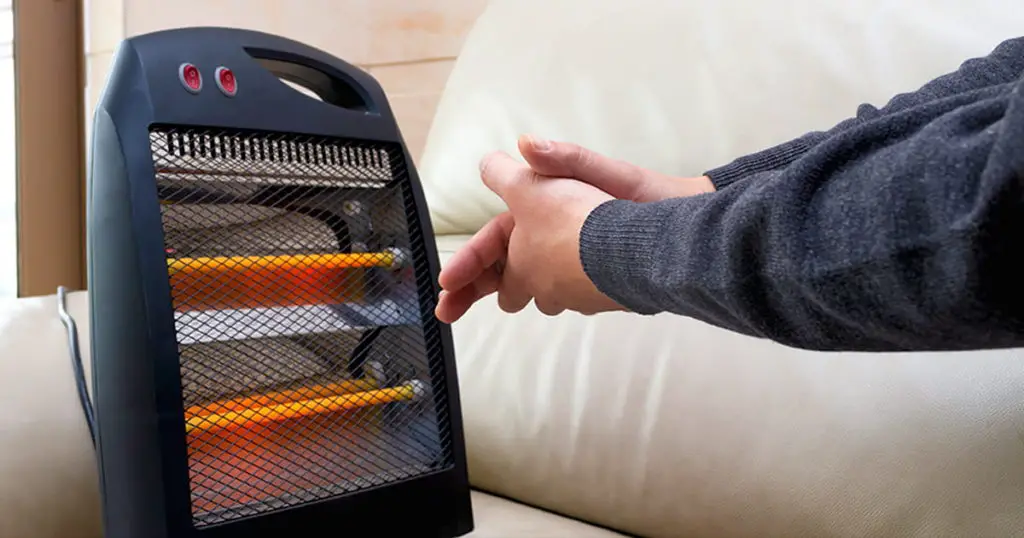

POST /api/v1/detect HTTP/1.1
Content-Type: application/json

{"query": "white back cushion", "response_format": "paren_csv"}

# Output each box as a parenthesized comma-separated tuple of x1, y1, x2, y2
(418, 0, 1023, 234)
(423, 0, 1024, 536)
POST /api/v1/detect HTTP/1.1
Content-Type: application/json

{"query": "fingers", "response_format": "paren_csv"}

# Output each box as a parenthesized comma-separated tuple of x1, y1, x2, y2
(517, 134, 652, 200)
(435, 262, 534, 322)
(479, 151, 537, 205)
(517, 134, 715, 202)
(438, 212, 514, 292)
(436, 211, 519, 323)
(496, 263, 533, 314)
(534, 297, 566, 317)
(434, 266, 501, 323)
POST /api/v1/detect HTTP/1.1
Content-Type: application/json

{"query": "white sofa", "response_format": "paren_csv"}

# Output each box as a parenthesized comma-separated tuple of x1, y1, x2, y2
(4, 1, 1024, 537)
(423, 1, 1024, 536)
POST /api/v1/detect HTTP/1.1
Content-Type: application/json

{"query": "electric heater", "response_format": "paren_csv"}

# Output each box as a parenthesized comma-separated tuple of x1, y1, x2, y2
(86, 27, 473, 537)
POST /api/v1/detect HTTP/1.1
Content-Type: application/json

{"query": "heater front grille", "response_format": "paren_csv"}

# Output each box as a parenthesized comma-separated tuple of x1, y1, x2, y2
(149, 126, 452, 527)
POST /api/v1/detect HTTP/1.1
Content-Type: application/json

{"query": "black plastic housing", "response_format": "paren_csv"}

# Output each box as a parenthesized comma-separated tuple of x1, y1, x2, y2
(86, 27, 473, 538)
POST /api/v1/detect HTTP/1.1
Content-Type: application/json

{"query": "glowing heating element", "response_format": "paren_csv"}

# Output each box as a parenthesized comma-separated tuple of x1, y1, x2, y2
(166, 252, 402, 311)
(187, 378, 379, 416)
(184, 380, 426, 434)
(167, 252, 398, 273)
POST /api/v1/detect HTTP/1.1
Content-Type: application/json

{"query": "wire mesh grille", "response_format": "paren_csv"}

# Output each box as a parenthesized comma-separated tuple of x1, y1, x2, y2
(149, 126, 453, 527)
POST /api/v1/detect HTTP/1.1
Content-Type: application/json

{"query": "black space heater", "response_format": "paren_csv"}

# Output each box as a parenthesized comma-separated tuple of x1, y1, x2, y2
(85, 27, 473, 538)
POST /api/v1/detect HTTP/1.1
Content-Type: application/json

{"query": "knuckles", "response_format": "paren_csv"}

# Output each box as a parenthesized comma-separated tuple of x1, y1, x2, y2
(534, 298, 564, 317)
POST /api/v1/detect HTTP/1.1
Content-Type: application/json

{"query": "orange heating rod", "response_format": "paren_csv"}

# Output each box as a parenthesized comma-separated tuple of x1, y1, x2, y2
(184, 380, 425, 434)
(166, 252, 398, 311)
(186, 378, 380, 418)
(167, 252, 397, 274)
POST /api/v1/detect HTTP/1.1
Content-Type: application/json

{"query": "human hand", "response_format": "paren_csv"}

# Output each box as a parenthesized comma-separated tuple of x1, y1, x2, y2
(433, 134, 715, 324)
(434, 149, 624, 323)
(516, 135, 715, 202)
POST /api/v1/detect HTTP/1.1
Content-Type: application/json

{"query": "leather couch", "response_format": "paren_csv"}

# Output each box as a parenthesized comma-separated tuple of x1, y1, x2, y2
(4, 1, 1024, 536)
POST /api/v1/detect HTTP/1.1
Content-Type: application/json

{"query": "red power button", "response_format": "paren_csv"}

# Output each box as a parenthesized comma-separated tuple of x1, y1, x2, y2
(178, 63, 202, 93)
(215, 66, 237, 97)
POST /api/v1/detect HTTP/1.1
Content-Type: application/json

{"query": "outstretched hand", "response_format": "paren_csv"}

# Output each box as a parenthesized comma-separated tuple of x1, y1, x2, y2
(434, 135, 715, 324)
(434, 147, 620, 322)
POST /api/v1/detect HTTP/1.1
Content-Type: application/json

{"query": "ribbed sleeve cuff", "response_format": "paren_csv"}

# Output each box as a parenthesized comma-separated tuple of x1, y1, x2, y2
(704, 133, 826, 189)
(578, 199, 685, 315)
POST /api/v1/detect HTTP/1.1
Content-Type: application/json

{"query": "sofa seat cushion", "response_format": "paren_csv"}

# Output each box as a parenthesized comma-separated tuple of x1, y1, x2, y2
(436, 236, 1024, 538)
(0, 291, 100, 538)
(468, 491, 627, 537)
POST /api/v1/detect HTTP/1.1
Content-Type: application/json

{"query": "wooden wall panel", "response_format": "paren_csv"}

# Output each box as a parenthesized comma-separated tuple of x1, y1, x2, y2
(14, 0, 87, 296)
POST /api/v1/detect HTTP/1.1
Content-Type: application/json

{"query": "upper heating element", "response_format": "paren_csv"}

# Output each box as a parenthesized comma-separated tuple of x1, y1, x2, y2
(149, 125, 452, 527)
(152, 128, 393, 189)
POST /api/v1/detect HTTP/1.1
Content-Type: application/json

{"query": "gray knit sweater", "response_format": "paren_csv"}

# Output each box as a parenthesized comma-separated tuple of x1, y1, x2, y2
(579, 37, 1024, 352)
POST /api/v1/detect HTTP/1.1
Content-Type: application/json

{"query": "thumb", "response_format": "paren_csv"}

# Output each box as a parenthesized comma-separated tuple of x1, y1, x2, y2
(478, 150, 535, 207)
(517, 134, 655, 201)
(517, 134, 579, 178)
(518, 134, 717, 202)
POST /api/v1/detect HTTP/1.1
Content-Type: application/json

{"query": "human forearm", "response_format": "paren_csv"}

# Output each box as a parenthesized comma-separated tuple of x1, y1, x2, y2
(580, 76, 1024, 351)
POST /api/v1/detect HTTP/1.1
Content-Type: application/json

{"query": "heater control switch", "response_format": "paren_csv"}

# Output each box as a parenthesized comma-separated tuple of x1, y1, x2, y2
(215, 66, 237, 96)
(178, 63, 202, 94)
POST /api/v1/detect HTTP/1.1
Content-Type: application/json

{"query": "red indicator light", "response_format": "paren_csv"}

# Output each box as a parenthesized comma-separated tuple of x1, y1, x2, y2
(215, 66, 237, 96)
(178, 63, 202, 93)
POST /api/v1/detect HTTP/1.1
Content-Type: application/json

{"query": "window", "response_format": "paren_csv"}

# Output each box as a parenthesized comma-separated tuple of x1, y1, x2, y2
(10, 0, 86, 298)
(0, 2, 15, 298)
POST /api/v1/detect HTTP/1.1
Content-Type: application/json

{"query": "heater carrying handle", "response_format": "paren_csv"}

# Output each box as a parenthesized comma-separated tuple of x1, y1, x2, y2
(126, 27, 401, 142)
(243, 46, 376, 113)
(231, 26, 387, 114)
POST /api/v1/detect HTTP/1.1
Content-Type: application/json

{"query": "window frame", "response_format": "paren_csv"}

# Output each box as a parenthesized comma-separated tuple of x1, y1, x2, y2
(12, 0, 86, 297)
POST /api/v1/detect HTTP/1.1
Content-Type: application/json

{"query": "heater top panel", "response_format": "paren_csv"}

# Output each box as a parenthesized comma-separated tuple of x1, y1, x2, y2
(100, 27, 400, 143)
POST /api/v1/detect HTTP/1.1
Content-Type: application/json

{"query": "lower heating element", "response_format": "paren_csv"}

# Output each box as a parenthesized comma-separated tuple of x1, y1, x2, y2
(150, 127, 452, 527)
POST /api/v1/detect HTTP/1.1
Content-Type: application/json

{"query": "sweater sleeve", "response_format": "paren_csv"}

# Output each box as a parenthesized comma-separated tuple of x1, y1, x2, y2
(705, 36, 1024, 189)
(579, 73, 1024, 352)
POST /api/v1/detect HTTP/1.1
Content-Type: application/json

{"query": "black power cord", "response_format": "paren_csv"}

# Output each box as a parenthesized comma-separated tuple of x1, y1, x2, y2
(348, 326, 382, 380)
(57, 286, 97, 448)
